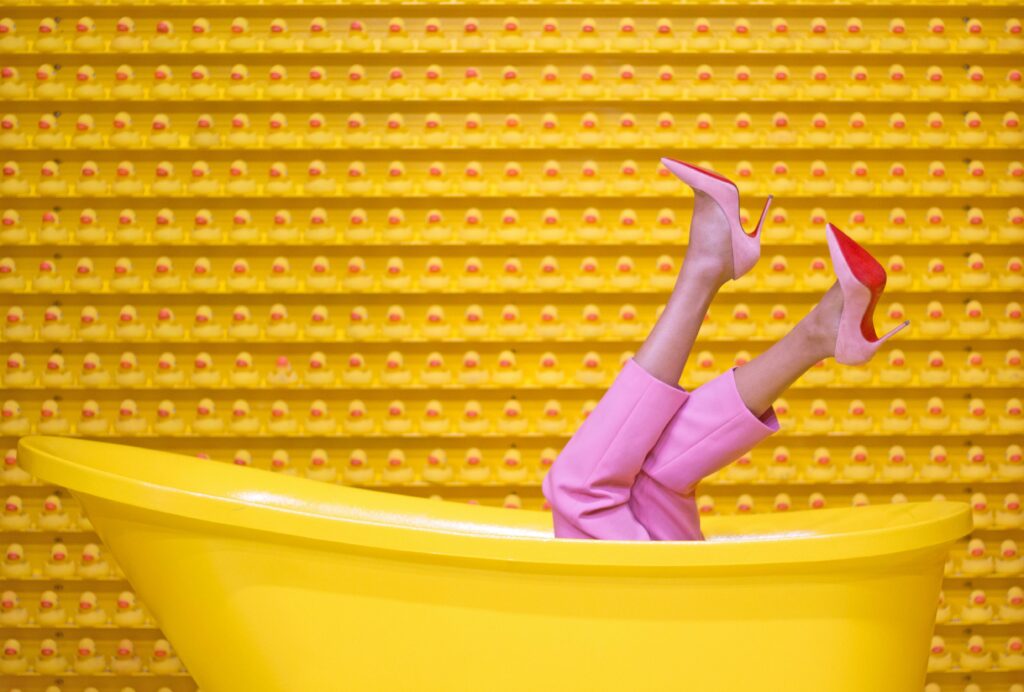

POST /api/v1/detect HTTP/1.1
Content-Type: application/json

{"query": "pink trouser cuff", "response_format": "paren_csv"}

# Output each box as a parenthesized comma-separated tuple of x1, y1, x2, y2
(630, 367, 779, 540)
(640, 367, 779, 497)
(541, 357, 690, 540)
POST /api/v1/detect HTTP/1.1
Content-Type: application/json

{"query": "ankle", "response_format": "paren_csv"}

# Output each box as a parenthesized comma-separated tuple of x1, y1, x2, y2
(797, 306, 838, 361)
(677, 258, 731, 291)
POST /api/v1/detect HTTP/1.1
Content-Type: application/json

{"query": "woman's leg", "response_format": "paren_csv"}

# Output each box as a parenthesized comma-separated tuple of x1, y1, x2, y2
(542, 191, 738, 539)
(634, 192, 737, 387)
(732, 282, 841, 417)
(630, 284, 843, 540)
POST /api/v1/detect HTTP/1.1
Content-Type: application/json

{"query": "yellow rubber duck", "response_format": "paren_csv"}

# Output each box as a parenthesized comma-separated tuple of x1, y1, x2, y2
(919, 447, 951, 486)
(109, 638, 142, 675)
(689, 351, 717, 387)
(918, 18, 949, 53)
(840, 399, 872, 434)
(452, 448, 487, 485)
(961, 444, 992, 481)
(489, 350, 522, 386)
(881, 399, 912, 433)
(803, 399, 834, 434)
(918, 396, 950, 432)
(37, 494, 70, 531)
(959, 300, 991, 336)
(304, 399, 337, 436)
(755, 255, 792, 291)
(43, 542, 75, 578)
(342, 450, 376, 486)
(958, 350, 989, 386)
(805, 447, 836, 483)
(380, 399, 411, 435)
(417, 399, 450, 431)
(961, 589, 994, 623)
(960, 635, 994, 671)
(457, 400, 489, 436)
(960, 252, 992, 288)
(575, 351, 606, 386)
(0, 591, 28, 627)
(724, 303, 757, 338)
(957, 206, 989, 244)
(337, 352, 370, 388)
(71, 634, 105, 671)
(996, 347, 1024, 386)
(382, 449, 415, 485)
(421, 348, 454, 386)
(422, 448, 454, 485)
(999, 398, 1024, 433)
(148, 639, 184, 675)
(970, 492, 995, 529)
(535, 352, 565, 387)
(878, 349, 911, 385)
(496, 398, 527, 435)
(2, 353, 34, 388)
(998, 493, 1024, 526)
(538, 401, 569, 436)
(927, 636, 952, 672)
(1, 496, 29, 531)
(33, 638, 68, 675)
(881, 446, 913, 482)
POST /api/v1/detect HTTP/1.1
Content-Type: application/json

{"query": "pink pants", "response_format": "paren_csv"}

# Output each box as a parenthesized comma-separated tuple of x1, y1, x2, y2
(542, 357, 779, 541)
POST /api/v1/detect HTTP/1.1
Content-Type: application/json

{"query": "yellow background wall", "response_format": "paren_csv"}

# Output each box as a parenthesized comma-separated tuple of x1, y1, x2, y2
(0, 0, 1022, 689)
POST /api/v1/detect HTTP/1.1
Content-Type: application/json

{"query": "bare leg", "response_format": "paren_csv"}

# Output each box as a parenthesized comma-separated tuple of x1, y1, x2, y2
(634, 193, 735, 387)
(733, 281, 843, 416)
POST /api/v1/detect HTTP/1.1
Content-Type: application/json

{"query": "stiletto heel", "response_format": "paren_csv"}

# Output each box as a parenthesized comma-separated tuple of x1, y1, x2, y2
(660, 156, 773, 279)
(825, 222, 910, 365)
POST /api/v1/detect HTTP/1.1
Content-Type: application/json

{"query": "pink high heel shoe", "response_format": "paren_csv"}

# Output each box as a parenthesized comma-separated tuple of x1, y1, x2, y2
(826, 222, 910, 365)
(659, 157, 773, 279)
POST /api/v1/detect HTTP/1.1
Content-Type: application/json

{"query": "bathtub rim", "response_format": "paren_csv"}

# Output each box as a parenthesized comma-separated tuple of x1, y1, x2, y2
(18, 435, 973, 570)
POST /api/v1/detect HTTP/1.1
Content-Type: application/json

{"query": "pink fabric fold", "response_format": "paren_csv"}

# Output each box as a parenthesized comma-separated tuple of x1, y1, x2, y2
(541, 357, 689, 540)
(544, 359, 779, 541)
(631, 367, 779, 540)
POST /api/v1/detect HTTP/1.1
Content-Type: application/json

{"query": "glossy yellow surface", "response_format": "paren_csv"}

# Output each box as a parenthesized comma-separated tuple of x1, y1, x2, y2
(19, 435, 972, 692)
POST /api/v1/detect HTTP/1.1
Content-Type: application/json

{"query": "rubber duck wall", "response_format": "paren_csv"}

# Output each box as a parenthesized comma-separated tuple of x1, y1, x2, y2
(0, 1, 1021, 689)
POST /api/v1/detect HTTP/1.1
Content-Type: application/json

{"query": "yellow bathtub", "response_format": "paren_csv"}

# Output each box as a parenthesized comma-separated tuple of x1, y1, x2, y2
(17, 435, 971, 692)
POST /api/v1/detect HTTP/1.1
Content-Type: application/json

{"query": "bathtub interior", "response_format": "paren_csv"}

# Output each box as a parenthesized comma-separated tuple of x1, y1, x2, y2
(18, 435, 971, 569)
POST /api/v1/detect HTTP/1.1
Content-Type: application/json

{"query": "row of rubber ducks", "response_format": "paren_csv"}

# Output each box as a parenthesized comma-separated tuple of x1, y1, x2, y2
(0, 449, 1022, 536)
(2, 299, 1020, 341)
(927, 684, 1023, 692)
(2, 205, 1021, 246)
(3, 63, 1021, 102)
(2, 109, 1023, 151)
(938, 587, 1024, 624)
(0, 637, 183, 676)
(0, 585, 1017, 628)
(1, 542, 114, 579)
(3, 347, 1023, 389)
(709, 444, 1024, 483)
(927, 634, 1024, 672)
(0, 440, 1018, 482)
(2, 469, 1021, 523)
(1, 589, 148, 627)
(0, 442, 1020, 512)
(4, 394, 1022, 436)
(3, 251, 1022, 292)
(2, 15, 1021, 54)
(3, 158, 1023, 198)
(1, 493, 86, 530)
(0, 449, 1020, 528)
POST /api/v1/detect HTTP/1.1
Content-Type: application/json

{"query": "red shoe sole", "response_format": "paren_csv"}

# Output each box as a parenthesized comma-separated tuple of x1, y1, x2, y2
(829, 224, 887, 342)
